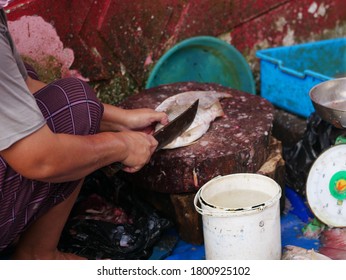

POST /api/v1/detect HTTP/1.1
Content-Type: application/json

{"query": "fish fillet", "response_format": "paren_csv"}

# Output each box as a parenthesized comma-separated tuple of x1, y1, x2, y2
(155, 91, 232, 149)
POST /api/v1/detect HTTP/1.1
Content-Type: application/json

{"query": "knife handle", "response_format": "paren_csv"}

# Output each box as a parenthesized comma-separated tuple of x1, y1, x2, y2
(100, 162, 124, 178)
(109, 162, 124, 173)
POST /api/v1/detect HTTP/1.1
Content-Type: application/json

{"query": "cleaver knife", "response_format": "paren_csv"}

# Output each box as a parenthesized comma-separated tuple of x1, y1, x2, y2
(154, 99, 199, 150)
(111, 99, 199, 172)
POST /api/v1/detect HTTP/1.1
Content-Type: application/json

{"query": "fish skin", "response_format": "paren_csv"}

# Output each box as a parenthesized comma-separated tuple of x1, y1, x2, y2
(155, 91, 232, 149)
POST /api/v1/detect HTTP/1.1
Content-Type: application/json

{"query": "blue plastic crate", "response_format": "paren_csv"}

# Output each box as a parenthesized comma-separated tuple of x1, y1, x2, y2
(256, 38, 346, 117)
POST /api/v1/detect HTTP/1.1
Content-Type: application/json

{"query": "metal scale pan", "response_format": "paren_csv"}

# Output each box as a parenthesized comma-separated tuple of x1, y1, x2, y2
(307, 78, 346, 227)
(310, 77, 346, 129)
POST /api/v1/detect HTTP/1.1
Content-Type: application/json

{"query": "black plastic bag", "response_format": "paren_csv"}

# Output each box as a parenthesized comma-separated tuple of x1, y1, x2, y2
(58, 170, 173, 259)
(284, 113, 344, 196)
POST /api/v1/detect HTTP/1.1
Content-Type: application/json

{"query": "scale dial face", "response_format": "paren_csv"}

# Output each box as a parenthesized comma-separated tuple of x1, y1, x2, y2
(306, 144, 346, 227)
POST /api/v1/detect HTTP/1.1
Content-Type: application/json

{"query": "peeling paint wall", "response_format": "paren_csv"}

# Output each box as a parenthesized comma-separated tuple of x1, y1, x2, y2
(5, 0, 346, 104)
(7, 15, 89, 83)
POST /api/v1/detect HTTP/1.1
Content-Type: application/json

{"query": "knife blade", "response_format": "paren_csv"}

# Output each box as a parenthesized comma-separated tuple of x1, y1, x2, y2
(153, 99, 199, 150)
(110, 99, 199, 172)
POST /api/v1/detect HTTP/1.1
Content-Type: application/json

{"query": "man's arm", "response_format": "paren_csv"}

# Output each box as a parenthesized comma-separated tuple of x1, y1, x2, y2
(100, 103, 168, 132)
(0, 124, 158, 182)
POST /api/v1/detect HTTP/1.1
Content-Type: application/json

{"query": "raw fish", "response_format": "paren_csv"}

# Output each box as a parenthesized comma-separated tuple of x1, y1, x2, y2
(155, 91, 232, 149)
(282, 245, 331, 260)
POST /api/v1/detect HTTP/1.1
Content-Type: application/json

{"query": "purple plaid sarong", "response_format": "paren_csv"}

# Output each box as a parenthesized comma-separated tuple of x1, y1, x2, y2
(0, 71, 104, 251)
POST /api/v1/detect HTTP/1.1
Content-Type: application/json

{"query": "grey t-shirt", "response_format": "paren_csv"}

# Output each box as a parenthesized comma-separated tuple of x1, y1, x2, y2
(0, 9, 45, 151)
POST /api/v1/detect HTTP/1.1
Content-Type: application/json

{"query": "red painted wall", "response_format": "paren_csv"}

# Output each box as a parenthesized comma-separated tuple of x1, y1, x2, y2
(5, 0, 346, 95)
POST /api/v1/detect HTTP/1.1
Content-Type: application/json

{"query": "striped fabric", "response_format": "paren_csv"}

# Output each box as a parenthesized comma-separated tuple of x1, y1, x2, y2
(24, 63, 39, 81)
(0, 73, 104, 251)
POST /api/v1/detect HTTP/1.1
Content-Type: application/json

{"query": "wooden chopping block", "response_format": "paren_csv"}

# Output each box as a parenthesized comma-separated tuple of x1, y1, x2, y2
(120, 82, 274, 193)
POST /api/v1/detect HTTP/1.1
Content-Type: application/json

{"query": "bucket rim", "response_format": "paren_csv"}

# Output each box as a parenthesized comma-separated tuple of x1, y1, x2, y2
(194, 173, 282, 217)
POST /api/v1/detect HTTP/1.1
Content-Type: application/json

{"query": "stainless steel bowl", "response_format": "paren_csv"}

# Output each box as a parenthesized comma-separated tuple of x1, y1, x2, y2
(309, 77, 346, 129)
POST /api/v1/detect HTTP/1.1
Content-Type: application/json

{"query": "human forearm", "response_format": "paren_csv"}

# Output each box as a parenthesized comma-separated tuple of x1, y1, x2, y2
(0, 125, 129, 182)
(100, 103, 169, 132)
(100, 104, 129, 131)
(1, 123, 159, 181)
(37, 131, 128, 182)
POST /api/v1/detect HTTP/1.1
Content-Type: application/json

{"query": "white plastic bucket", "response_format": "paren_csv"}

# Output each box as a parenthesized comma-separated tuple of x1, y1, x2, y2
(194, 173, 282, 260)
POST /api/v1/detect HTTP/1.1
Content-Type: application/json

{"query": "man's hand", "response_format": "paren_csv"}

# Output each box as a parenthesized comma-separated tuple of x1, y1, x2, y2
(117, 130, 158, 173)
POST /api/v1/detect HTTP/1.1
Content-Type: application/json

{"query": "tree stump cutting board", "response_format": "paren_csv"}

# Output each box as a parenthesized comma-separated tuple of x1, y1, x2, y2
(119, 82, 274, 193)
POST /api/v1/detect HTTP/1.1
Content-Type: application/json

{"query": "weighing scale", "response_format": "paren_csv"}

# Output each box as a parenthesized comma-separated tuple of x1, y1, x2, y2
(307, 78, 346, 227)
